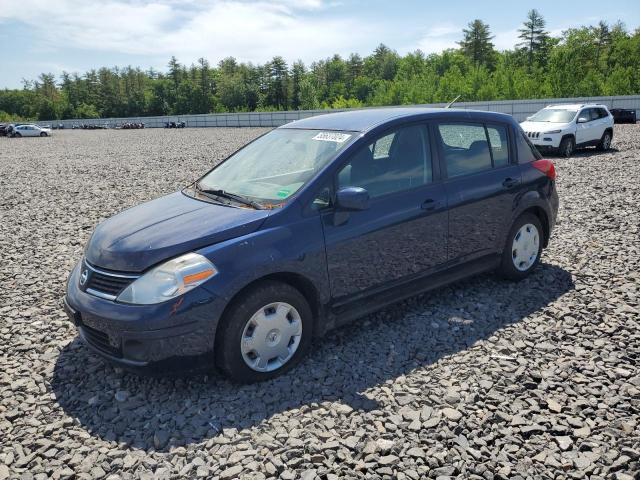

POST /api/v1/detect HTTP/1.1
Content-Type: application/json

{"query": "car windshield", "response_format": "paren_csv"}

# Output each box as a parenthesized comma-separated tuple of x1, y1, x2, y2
(529, 109, 577, 123)
(198, 128, 353, 204)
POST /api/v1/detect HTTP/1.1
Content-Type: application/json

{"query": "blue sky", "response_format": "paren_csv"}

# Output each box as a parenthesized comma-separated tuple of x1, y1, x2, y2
(0, 0, 638, 88)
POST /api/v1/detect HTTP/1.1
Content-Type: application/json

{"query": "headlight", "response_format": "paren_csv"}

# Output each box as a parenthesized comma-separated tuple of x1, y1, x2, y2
(544, 129, 562, 134)
(116, 252, 217, 305)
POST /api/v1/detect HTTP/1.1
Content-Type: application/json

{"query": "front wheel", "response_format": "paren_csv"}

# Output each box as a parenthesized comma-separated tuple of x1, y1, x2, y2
(215, 281, 313, 383)
(40, 132, 47, 137)
(498, 213, 543, 281)
(13, 132, 21, 138)
(558, 136, 574, 158)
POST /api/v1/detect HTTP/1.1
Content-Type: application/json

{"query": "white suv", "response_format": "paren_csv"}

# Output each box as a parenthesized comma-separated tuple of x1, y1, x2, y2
(520, 104, 614, 157)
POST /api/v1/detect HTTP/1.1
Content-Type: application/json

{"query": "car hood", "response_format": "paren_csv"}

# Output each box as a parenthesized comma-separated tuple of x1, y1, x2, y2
(520, 121, 571, 133)
(85, 191, 271, 272)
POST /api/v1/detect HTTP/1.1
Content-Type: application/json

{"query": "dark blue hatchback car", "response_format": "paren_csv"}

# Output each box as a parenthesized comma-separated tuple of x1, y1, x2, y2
(64, 108, 559, 382)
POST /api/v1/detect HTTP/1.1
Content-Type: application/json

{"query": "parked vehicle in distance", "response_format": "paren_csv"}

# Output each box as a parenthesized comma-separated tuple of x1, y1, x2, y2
(64, 108, 559, 383)
(165, 121, 186, 128)
(11, 124, 52, 137)
(520, 104, 614, 157)
(0, 124, 8, 136)
(610, 108, 637, 124)
(120, 122, 145, 129)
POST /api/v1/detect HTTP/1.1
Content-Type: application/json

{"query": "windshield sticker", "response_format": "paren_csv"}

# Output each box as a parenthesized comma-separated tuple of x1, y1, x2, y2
(276, 189, 291, 198)
(312, 132, 352, 143)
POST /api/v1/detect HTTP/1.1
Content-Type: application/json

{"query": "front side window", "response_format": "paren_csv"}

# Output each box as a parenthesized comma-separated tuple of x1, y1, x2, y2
(198, 128, 353, 203)
(438, 123, 492, 177)
(578, 109, 591, 122)
(337, 124, 431, 198)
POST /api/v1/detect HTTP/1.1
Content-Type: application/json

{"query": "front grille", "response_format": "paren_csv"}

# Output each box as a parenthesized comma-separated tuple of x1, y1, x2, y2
(526, 131, 541, 139)
(81, 324, 121, 357)
(82, 260, 138, 299)
(86, 271, 132, 295)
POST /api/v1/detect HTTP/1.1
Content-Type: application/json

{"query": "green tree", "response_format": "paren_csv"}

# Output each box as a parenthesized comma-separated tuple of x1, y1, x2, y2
(298, 78, 320, 110)
(458, 20, 495, 68)
(518, 9, 548, 67)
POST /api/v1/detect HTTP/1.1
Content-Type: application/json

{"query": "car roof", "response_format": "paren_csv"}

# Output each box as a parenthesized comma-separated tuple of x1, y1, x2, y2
(280, 107, 513, 133)
(545, 103, 607, 110)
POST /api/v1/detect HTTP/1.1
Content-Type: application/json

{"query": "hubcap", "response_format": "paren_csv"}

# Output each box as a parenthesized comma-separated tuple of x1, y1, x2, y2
(240, 302, 302, 372)
(512, 223, 540, 271)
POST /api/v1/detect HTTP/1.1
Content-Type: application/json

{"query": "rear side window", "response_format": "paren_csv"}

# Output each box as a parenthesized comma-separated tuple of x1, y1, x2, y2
(338, 124, 432, 197)
(516, 128, 542, 163)
(438, 123, 508, 177)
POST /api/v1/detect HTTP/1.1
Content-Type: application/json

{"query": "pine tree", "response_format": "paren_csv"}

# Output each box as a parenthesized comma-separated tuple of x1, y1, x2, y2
(593, 21, 611, 70)
(518, 9, 548, 67)
(289, 60, 305, 110)
(458, 20, 495, 68)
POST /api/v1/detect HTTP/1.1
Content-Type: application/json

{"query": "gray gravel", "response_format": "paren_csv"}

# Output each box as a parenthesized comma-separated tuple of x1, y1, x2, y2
(1, 126, 639, 479)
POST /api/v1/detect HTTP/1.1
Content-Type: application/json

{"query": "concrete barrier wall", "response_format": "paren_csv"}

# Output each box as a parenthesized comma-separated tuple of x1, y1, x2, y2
(38, 95, 640, 129)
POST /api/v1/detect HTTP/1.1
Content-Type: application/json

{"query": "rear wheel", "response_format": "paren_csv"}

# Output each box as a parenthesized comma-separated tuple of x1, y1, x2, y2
(498, 213, 543, 281)
(558, 136, 574, 158)
(215, 281, 313, 383)
(597, 130, 612, 151)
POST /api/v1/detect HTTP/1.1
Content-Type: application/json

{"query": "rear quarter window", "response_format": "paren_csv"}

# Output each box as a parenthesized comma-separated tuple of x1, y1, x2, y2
(516, 128, 542, 163)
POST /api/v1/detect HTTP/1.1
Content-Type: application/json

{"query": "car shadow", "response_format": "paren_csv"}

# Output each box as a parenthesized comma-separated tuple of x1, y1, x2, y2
(551, 146, 621, 158)
(50, 262, 574, 452)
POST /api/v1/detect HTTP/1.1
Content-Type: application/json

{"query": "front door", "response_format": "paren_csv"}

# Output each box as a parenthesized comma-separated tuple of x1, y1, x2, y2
(575, 108, 593, 145)
(321, 123, 448, 301)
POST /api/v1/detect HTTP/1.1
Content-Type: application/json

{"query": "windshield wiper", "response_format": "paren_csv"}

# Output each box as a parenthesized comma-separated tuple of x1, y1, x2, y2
(195, 183, 264, 210)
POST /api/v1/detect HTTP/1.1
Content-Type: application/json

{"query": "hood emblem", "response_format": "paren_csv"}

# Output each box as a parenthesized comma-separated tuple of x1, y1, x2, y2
(80, 269, 89, 286)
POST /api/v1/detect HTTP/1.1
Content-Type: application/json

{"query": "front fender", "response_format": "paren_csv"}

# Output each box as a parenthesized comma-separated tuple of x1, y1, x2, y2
(196, 214, 330, 310)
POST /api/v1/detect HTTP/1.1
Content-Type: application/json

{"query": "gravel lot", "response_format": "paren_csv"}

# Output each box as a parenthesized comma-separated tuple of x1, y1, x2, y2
(1, 126, 638, 480)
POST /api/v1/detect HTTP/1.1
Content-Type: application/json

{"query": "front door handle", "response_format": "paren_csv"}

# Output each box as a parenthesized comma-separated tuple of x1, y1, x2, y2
(502, 177, 520, 189)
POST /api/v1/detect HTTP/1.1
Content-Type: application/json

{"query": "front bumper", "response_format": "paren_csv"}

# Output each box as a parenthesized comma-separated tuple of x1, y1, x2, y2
(529, 133, 563, 149)
(63, 262, 227, 373)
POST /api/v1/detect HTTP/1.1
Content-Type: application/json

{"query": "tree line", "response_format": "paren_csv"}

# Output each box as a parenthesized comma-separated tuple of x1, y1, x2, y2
(1, 10, 638, 122)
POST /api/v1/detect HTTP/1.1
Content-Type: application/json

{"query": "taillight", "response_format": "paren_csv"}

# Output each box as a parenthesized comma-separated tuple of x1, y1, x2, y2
(532, 159, 556, 180)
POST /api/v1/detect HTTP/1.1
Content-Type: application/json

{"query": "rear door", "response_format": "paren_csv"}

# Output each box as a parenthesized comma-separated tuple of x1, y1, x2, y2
(436, 121, 522, 262)
(321, 123, 448, 300)
(592, 108, 609, 141)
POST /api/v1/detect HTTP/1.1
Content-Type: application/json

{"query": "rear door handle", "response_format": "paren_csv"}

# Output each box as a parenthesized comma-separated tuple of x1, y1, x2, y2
(502, 177, 520, 189)
(421, 199, 441, 211)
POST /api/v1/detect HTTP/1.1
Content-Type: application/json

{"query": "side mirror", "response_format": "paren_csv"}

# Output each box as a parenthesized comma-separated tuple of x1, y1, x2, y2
(335, 186, 369, 211)
(577, 116, 588, 123)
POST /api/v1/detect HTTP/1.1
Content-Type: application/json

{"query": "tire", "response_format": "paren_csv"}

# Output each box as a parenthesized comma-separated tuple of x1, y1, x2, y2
(558, 136, 574, 158)
(215, 280, 313, 383)
(498, 213, 544, 281)
(14, 132, 21, 138)
(596, 130, 612, 151)
(40, 132, 47, 137)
